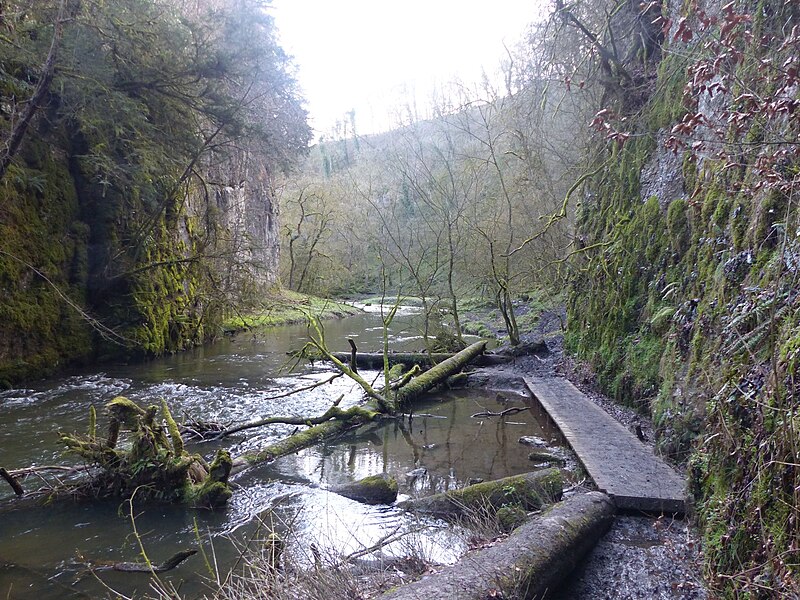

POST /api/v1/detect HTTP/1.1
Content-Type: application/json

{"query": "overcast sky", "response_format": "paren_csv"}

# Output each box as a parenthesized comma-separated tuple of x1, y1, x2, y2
(269, 1, 546, 137)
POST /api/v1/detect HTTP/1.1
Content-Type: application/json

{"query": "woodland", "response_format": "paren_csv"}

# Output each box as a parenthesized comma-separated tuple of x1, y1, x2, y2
(1, 0, 799, 598)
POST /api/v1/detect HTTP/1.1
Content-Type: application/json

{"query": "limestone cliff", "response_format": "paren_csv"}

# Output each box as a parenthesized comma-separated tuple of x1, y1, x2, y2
(0, 1, 308, 385)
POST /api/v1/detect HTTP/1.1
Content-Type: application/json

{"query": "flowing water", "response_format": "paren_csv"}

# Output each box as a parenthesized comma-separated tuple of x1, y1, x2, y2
(0, 306, 558, 598)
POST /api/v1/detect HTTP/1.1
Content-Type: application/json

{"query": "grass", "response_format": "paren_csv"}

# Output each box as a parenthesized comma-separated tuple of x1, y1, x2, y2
(223, 289, 361, 332)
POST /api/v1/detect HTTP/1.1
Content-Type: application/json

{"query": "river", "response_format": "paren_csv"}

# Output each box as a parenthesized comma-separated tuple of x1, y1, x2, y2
(0, 305, 557, 598)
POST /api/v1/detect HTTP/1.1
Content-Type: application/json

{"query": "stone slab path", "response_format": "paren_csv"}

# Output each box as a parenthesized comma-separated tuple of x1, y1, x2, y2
(524, 377, 686, 514)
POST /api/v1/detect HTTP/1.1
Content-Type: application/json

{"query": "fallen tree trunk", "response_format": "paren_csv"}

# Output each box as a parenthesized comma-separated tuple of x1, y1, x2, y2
(393, 341, 487, 409)
(397, 469, 562, 518)
(382, 492, 615, 600)
(88, 549, 197, 573)
(233, 417, 364, 472)
(234, 341, 489, 470)
(330, 349, 508, 369)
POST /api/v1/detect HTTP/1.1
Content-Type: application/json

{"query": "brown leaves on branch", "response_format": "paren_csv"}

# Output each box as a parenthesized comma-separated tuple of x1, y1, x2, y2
(662, 1, 799, 196)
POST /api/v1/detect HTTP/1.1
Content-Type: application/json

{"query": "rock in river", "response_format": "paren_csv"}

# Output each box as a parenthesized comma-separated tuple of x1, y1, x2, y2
(332, 473, 398, 505)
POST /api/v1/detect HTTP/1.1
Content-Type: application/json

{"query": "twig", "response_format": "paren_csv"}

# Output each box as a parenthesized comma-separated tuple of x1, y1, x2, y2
(0, 467, 24, 495)
(260, 372, 343, 401)
(470, 407, 527, 418)
(211, 395, 380, 439)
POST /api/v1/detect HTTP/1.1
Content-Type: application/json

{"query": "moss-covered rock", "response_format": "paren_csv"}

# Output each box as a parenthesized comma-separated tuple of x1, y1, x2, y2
(332, 473, 398, 505)
(397, 469, 563, 518)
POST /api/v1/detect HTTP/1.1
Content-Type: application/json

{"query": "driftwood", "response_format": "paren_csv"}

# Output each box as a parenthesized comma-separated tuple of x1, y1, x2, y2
(393, 341, 487, 409)
(382, 492, 616, 600)
(0, 467, 24, 496)
(213, 395, 382, 440)
(397, 469, 563, 518)
(470, 406, 528, 418)
(329, 350, 508, 369)
(4, 342, 490, 505)
(82, 549, 197, 574)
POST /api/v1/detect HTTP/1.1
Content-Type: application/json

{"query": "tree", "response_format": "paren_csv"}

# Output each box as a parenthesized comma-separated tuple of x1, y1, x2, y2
(0, 0, 311, 379)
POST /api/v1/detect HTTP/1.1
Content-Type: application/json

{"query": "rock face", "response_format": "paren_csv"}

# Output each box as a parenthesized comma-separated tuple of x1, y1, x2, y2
(566, 0, 799, 593)
(209, 153, 280, 287)
(0, 4, 309, 386)
(0, 136, 283, 386)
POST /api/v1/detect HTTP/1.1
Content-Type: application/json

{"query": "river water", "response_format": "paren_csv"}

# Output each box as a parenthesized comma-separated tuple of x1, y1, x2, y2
(0, 306, 556, 598)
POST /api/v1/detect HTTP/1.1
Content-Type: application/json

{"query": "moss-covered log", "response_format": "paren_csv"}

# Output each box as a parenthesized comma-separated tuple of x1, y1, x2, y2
(382, 492, 615, 600)
(235, 341, 488, 469)
(329, 350, 508, 369)
(332, 473, 398, 505)
(397, 469, 563, 518)
(235, 418, 362, 470)
(393, 341, 487, 409)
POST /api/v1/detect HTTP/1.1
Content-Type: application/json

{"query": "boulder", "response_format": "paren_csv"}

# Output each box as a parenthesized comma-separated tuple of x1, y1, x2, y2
(332, 473, 398, 505)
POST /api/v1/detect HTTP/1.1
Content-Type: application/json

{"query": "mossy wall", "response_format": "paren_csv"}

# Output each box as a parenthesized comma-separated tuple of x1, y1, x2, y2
(566, 0, 799, 595)
(0, 137, 93, 385)
(0, 115, 277, 385)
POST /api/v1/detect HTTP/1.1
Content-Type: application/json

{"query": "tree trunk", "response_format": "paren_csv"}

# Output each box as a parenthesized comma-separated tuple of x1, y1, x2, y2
(328, 350, 508, 369)
(393, 340, 486, 409)
(381, 492, 615, 600)
(397, 469, 562, 518)
(235, 340, 488, 470)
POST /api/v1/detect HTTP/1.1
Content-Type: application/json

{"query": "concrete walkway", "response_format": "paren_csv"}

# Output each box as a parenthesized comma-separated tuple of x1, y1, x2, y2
(524, 377, 685, 514)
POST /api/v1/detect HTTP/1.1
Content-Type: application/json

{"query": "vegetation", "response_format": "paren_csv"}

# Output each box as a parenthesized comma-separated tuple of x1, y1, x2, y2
(0, 0, 310, 385)
(275, 52, 589, 345)
(274, 0, 800, 594)
(61, 396, 233, 507)
(222, 289, 359, 331)
(3, 0, 799, 596)
(561, 0, 800, 595)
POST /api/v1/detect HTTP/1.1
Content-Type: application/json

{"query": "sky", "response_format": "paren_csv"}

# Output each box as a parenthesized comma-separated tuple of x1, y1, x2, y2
(269, 0, 547, 138)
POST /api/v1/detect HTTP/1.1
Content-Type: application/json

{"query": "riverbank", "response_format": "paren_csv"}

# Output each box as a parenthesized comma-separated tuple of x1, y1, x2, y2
(222, 289, 361, 332)
(456, 300, 708, 599)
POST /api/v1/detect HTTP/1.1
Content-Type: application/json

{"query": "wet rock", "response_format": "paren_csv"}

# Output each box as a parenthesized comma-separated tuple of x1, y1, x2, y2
(332, 473, 398, 505)
(467, 477, 484, 485)
(527, 450, 566, 466)
(518, 435, 547, 447)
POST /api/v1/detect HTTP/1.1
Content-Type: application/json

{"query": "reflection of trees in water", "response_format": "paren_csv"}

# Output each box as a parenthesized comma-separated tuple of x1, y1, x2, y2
(303, 391, 553, 497)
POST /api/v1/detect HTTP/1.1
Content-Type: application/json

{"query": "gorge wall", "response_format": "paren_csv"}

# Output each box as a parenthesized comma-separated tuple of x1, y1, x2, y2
(0, 1, 308, 386)
(0, 119, 282, 385)
(566, 0, 799, 594)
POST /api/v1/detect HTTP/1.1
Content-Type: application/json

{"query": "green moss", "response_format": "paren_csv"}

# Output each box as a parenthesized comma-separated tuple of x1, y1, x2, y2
(568, 4, 800, 590)
(222, 289, 360, 332)
(497, 504, 528, 533)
